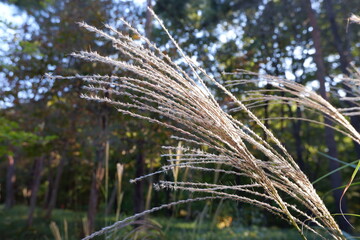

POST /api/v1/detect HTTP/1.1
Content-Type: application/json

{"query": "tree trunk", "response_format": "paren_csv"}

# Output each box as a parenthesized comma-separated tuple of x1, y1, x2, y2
(304, 0, 349, 232)
(45, 155, 65, 218)
(43, 159, 53, 209)
(288, 105, 305, 171)
(27, 156, 45, 226)
(134, 140, 145, 214)
(324, 0, 350, 75)
(87, 158, 104, 233)
(324, 0, 360, 158)
(132, 0, 153, 216)
(145, 0, 153, 40)
(5, 155, 16, 209)
(87, 108, 108, 233)
(145, 158, 155, 211)
(105, 182, 117, 215)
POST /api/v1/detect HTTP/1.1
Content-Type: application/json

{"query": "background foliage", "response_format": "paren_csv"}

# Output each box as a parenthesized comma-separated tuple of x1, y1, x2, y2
(0, 0, 360, 239)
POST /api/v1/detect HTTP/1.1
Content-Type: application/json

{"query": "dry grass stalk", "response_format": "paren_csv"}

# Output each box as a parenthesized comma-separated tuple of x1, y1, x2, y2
(50, 221, 62, 240)
(349, 14, 360, 24)
(227, 68, 360, 233)
(82, 217, 90, 237)
(116, 163, 124, 221)
(49, 9, 346, 240)
(225, 70, 360, 144)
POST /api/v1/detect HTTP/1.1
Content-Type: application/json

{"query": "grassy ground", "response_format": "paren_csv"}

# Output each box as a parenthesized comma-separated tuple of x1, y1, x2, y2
(0, 205, 316, 240)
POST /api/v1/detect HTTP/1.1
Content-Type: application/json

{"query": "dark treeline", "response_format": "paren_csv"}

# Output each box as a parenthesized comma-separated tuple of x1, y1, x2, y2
(1, 0, 360, 238)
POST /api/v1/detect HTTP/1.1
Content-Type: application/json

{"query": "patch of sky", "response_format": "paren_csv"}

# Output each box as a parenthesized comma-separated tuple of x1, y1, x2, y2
(257, 68, 270, 87)
(195, 30, 204, 38)
(0, 3, 38, 57)
(255, 2, 266, 19)
(0, 2, 49, 108)
(295, 69, 303, 77)
(218, 27, 237, 43)
(333, 74, 344, 83)
(285, 71, 296, 81)
(133, 0, 146, 5)
(303, 57, 316, 69)
(0, 3, 27, 25)
(311, 0, 322, 13)
(293, 46, 303, 60)
(325, 81, 331, 92)
(94, 40, 106, 47)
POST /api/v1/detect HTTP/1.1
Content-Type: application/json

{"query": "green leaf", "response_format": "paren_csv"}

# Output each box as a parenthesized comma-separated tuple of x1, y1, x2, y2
(312, 159, 359, 185)
(339, 160, 360, 229)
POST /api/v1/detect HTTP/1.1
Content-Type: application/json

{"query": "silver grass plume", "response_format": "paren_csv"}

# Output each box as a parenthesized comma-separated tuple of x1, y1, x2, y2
(226, 69, 360, 232)
(225, 70, 360, 145)
(48, 9, 345, 240)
